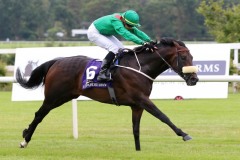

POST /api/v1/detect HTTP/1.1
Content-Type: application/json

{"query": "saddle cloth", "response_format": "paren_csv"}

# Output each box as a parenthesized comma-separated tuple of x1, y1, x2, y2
(82, 59, 111, 89)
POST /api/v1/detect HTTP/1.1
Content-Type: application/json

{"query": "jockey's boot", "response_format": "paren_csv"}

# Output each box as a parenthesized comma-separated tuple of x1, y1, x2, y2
(97, 51, 115, 81)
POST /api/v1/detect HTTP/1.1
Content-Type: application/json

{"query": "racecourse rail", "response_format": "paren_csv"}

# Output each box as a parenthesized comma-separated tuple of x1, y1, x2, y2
(1, 75, 240, 83)
(1, 45, 240, 83)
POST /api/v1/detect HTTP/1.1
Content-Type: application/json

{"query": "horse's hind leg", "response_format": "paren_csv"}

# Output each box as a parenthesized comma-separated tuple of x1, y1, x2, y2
(131, 107, 143, 151)
(20, 102, 52, 148)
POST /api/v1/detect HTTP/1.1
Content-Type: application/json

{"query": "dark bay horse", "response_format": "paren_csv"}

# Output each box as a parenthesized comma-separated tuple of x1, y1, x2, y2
(16, 38, 198, 151)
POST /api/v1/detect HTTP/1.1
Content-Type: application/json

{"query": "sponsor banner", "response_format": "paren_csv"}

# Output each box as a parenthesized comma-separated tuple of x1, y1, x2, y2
(12, 44, 230, 101)
(162, 61, 226, 75)
(151, 43, 230, 99)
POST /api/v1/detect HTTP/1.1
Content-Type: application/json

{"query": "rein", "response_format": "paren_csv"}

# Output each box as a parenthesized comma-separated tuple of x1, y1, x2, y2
(157, 49, 186, 74)
(115, 64, 155, 81)
(115, 50, 155, 81)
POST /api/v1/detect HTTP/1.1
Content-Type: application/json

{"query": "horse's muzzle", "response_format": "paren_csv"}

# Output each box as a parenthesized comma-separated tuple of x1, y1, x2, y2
(185, 73, 199, 86)
(181, 66, 198, 86)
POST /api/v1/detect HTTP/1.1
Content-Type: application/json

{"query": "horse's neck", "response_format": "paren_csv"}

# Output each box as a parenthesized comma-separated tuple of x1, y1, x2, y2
(120, 51, 169, 79)
(142, 54, 169, 79)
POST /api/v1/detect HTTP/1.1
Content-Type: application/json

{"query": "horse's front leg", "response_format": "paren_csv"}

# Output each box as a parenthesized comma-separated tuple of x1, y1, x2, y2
(131, 106, 143, 151)
(138, 97, 192, 141)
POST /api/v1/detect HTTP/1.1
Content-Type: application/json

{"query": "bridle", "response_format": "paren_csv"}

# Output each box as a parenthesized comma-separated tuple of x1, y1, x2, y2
(155, 43, 193, 82)
(114, 42, 194, 82)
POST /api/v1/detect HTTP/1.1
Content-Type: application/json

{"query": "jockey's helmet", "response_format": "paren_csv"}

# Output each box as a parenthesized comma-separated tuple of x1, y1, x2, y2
(122, 10, 141, 27)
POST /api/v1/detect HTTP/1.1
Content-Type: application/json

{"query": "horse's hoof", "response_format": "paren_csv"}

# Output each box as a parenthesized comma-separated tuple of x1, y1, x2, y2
(19, 140, 28, 148)
(183, 135, 192, 141)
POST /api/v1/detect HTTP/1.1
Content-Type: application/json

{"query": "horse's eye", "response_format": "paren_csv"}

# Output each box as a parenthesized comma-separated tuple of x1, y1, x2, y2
(181, 56, 187, 60)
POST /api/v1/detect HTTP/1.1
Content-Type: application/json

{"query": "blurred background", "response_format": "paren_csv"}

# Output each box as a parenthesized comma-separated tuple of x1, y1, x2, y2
(0, 0, 239, 42)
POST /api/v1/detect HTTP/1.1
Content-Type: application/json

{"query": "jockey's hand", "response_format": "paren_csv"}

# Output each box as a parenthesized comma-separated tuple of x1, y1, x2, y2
(150, 40, 157, 45)
(143, 42, 155, 52)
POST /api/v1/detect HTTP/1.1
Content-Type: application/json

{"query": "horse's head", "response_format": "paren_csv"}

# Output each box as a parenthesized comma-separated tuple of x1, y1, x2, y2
(156, 38, 198, 86)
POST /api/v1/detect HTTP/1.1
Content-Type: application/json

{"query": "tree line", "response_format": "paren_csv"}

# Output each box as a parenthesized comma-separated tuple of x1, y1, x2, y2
(0, 0, 239, 42)
(0, 0, 208, 41)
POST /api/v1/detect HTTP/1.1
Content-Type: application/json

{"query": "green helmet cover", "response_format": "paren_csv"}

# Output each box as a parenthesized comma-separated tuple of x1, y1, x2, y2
(122, 10, 141, 27)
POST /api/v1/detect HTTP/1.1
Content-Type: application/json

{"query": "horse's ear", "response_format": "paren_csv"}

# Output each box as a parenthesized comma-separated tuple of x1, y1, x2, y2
(173, 41, 180, 47)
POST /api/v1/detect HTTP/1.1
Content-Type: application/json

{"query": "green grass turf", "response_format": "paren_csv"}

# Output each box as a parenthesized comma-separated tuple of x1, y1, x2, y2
(0, 41, 88, 48)
(0, 91, 240, 160)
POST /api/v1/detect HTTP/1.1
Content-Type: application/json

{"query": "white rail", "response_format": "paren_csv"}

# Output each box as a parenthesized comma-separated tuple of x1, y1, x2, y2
(0, 77, 16, 83)
(1, 76, 240, 83)
(155, 76, 240, 82)
(0, 49, 16, 54)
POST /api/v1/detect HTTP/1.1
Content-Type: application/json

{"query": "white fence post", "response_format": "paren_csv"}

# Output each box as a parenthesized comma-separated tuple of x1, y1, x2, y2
(233, 48, 239, 67)
(233, 47, 239, 93)
(72, 99, 78, 139)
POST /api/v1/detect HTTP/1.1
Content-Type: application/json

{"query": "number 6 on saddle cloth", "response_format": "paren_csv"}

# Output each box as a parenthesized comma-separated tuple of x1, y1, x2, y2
(82, 59, 119, 105)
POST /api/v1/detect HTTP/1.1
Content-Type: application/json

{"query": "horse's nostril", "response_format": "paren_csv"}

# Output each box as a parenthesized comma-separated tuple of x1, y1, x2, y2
(190, 77, 198, 84)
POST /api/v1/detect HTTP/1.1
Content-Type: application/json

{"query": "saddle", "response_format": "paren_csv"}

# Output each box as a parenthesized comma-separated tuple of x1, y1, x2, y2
(81, 48, 136, 106)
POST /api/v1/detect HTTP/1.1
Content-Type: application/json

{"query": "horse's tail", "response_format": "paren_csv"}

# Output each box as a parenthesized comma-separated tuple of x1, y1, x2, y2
(16, 59, 58, 89)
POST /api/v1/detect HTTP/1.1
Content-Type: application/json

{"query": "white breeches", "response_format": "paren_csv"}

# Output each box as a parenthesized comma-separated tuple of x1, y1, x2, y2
(87, 23, 124, 54)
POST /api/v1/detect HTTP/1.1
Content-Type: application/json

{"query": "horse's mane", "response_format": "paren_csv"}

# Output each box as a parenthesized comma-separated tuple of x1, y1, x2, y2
(133, 37, 186, 53)
(157, 37, 186, 47)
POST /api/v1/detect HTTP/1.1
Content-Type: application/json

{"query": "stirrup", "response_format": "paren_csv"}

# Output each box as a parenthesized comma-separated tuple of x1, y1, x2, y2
(119, 48, 133, 53)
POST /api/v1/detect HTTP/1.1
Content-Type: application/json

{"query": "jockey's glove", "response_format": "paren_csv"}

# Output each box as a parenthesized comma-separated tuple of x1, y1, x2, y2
(150, 40, 157, 45)
(142, 42, 155, 52)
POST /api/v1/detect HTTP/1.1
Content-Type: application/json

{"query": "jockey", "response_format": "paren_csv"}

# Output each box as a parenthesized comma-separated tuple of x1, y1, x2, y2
(87, 10, 153, 81)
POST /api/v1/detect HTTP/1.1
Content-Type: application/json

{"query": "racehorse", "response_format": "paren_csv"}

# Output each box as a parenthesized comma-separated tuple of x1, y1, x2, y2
(16, 38, 198, 151)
